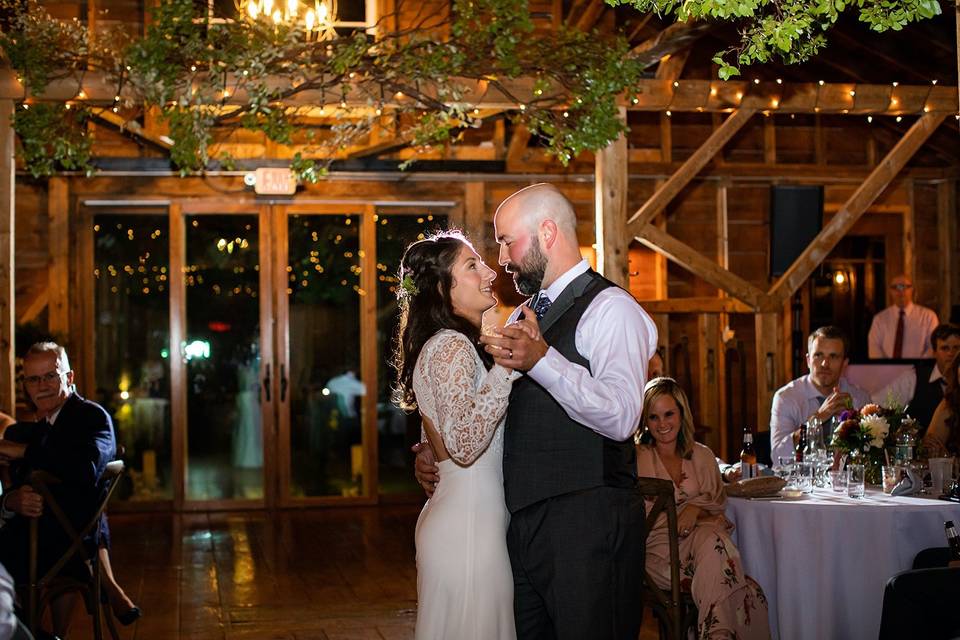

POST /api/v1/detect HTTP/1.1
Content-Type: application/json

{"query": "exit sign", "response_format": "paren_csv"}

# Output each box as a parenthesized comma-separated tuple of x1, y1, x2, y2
(254, 168, 297, 195)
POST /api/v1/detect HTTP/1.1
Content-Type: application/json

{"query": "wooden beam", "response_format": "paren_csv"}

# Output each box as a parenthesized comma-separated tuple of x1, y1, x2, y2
(360, 204, 379, 499)
(168, 202, 186, 509)
(634, 224, 773, 311)
(767, 113, 947, 304)
(627, 108, 756, 234)
(654, 50, 691, 82)
(0, 100, 13, 414)
(754, 312, 780, 433)
(595, 107, 628, 287)
(938, 180, 956, 322)
(463, 182, 488, 262)
(93, 109, 172, 150)
(659, 113, 672, 163)
(630, 19, 714, 68)
(636, 296, 753, 314)
(4, 71, 957, 114)
(904, 178, 916, 283)
(505, 123, 532, 170)
(763, 114, 776, 164)
(571, 0, 605, 31)
(698, 313, 721, 452)
(48, 177, 70, 340)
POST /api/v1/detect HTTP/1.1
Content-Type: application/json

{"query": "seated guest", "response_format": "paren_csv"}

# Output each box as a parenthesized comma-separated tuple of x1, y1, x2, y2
(922, 352, 960, 457)
(770, 326, 870, 464)
(636, 377, 770, 640)
(873, 323, 960, 438)
(0, 342, 122, 636)
(868, 274, 939, 359)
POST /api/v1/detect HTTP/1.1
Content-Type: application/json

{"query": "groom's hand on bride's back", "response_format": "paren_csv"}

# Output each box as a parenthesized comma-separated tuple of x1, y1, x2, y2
(412, 442, 440, 497)
(479, 305, 548, 372)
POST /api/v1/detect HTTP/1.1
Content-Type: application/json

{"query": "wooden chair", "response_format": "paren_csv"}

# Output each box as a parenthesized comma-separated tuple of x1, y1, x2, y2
(26, 460, 125, 640)
(636, 477, 698, 640)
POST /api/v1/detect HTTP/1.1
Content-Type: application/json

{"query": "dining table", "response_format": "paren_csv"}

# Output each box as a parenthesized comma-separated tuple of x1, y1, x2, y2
(725, 488, 960, 640)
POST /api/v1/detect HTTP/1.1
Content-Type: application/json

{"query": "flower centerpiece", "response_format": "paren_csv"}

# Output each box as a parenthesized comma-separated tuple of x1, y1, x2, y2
(830, 403, 900, 485)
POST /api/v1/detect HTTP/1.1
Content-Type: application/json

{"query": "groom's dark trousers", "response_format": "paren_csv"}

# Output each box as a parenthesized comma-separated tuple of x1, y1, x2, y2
(507, 487, 646, 639)
(503, 270, 646, 640)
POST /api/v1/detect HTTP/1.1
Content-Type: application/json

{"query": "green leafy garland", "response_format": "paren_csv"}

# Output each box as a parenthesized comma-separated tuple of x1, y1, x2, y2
(0, 0, 643, 179)
(605, 0, 941, 79)
(1, 0, 942, 179)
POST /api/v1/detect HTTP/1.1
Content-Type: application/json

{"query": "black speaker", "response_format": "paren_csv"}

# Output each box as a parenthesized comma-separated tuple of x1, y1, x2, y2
(769, 185, 824, 277)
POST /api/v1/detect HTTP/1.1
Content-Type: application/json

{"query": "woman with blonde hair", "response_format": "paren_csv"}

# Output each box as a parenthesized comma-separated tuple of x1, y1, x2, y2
(637, 377, 770, 639)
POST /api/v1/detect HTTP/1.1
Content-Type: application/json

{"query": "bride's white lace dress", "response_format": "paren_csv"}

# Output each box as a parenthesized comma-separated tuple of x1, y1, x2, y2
(412, 329, 518, 640)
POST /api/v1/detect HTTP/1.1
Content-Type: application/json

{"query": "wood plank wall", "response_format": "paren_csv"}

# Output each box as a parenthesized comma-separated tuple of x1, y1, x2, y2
(9, 117, 959, 462)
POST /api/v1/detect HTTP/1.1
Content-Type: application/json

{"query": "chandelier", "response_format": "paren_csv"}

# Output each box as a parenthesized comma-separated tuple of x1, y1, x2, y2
(239, 0, 339, 39)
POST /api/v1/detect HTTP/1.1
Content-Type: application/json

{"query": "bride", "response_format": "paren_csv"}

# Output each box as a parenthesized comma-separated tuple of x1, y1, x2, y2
(393, 231, 527, 639)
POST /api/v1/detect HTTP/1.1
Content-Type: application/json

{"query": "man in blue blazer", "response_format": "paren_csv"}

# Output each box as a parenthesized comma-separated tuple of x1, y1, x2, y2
(0, 342, 116, 636)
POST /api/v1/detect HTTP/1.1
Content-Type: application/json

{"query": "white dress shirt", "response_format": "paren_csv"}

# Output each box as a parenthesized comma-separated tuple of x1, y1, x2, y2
(868, 302, 939, 358)
(770, 374, 871, 465)
(508, 260, 658, 442)
(871, 364, 943, 408)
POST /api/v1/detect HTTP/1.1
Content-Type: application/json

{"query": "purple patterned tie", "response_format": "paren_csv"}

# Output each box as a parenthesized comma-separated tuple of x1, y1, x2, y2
(533, 292, 552, 320)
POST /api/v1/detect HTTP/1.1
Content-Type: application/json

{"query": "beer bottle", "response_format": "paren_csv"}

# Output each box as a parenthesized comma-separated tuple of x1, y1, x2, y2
(946, 521, 960, 561)
(740, 428, 757, 479)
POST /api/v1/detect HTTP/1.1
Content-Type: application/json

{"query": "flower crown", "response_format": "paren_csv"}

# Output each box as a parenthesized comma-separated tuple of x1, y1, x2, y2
(400, 273, 419, 297)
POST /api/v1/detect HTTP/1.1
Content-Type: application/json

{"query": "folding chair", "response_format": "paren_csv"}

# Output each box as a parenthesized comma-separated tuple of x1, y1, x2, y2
(636, 477, 698, 640)
(26, 460, 125, 640)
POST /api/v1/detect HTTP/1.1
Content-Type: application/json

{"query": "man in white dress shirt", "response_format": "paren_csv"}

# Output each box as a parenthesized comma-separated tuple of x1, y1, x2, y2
(868, 274, 939, 359)
(770, 326, 870, 465)
(416, 183, 657, 639)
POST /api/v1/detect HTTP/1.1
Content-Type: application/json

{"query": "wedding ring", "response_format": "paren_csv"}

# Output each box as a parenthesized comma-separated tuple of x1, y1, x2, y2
(508, 349, 514, 358)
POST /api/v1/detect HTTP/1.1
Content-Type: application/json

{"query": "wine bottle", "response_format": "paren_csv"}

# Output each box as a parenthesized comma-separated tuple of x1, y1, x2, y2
(740, 428, 757, 479)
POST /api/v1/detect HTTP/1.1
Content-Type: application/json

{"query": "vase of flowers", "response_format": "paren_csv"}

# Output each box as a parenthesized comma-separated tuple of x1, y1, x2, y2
(830, 403, 898, 485)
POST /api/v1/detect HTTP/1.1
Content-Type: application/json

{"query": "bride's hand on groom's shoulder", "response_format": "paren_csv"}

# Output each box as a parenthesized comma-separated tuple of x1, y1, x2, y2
(479, 305, 548, 372)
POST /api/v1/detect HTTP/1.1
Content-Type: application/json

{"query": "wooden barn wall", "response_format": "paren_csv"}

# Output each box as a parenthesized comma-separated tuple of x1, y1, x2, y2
(10, 117, 960, 462)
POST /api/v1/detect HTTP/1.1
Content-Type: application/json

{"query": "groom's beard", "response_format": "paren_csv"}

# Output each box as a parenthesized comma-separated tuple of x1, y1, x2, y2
(508, 241, 547, 296)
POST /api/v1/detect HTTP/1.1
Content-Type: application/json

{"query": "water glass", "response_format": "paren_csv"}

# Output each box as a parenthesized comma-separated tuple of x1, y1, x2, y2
(794, 461, 814, 494)
(882, 465, 901, 495)
(929, 457, 954, 496)
(829, 469, 848, 493)
(847, 464, 866, 499)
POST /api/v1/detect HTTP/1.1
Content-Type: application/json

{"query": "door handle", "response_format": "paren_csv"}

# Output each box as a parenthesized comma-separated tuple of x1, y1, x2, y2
(280, 363, 288, 402)
(263, 363, 272, 402)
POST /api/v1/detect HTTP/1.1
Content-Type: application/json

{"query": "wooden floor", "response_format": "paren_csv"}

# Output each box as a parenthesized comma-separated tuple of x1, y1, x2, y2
(57, 506, 661, 640)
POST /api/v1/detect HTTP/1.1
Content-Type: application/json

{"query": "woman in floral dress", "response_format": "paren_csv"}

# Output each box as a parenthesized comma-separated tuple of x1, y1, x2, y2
(636, 377, 770, 640)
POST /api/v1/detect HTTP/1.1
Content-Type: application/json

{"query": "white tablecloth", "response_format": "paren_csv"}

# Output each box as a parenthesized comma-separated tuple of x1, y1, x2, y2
(725, 489, 960, 640)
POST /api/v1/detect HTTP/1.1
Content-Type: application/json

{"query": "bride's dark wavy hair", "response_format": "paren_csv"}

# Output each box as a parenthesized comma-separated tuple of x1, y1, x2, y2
(392, 230, 492, 410)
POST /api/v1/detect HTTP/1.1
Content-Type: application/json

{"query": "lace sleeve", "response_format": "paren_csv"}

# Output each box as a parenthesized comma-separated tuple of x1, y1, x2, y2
(421, 331, 517, 465)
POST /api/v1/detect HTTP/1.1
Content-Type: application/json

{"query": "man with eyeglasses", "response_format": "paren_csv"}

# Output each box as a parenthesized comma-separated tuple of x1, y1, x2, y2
(0, 342, 116, 638)
(868, 274, 939, 359)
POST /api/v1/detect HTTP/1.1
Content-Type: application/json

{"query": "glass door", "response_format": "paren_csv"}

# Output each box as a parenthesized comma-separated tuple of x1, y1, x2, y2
(87, 207, 174, 506)
(274, 205, 375, 504)
(174, 203, 275, 508)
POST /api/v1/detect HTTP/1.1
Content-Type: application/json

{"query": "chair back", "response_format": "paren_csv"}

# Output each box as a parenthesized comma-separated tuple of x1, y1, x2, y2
(26, 460, 126, 638)
(636, 476, 685, 640)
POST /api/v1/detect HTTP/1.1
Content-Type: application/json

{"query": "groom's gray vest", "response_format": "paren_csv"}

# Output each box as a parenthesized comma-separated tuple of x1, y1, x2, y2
(503, 269, 638, 513)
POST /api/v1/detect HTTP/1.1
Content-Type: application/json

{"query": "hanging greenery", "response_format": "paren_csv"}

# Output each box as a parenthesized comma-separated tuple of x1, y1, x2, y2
(606, 0, 942, 79)
(0, 0, 643, 179)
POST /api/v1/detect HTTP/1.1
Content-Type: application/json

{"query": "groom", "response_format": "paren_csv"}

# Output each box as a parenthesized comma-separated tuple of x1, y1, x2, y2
(417, 183, 656, 638)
